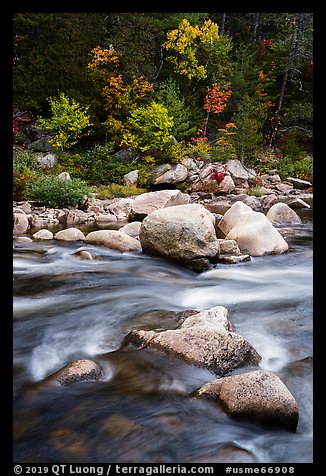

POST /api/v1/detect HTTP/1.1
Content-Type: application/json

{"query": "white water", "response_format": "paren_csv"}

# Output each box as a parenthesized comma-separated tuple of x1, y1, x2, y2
(13, 219, 313, 463)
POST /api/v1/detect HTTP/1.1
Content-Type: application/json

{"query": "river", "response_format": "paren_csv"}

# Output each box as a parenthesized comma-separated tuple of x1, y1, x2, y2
(13, 205, 313, 463)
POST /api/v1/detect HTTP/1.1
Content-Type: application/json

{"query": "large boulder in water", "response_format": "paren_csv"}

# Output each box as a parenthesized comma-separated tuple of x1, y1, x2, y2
(218, 201, 288, 256)
(123, 306, 261, 375)
(32, 229, 54, 240)
(139, 203, 220, 268)
(193, 370, 299, 431)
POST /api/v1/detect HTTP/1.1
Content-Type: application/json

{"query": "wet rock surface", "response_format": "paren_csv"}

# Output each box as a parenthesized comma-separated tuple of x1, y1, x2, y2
(123, 306, 261, 375)
(193, 370, 299, 431)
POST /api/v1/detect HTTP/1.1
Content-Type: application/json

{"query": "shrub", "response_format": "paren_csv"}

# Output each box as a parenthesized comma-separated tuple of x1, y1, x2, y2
(29, 175, 91, 208)
(94, 184, 147, 199)
(188, 138, 212, 160)
(120, 101, 174, 153)
(246, 186, 267, 197)
(13, 169, 39, 201)
(55, 144, 131, 185)
(276, 154, 313, 181)
(54, 144, 154, 188)
(167, 141, 191, 164)
(36, 92, 93, 150)
(13, 149, 41, 200)
(13, 148, 39, 172)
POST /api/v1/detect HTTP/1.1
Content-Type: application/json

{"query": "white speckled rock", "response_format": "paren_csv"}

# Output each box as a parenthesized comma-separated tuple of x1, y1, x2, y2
(266, 202, 301, 225)
(140, 203, 220, 263)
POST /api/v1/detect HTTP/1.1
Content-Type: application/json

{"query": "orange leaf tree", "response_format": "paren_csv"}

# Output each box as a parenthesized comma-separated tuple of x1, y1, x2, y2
(87, 45, 153, 143)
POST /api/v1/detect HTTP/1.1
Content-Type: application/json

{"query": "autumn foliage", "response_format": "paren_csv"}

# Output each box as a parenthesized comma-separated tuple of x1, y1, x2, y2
(198, 82, 232, 139)
(204, 82, 232, 114)
(87, 45, 153, 142)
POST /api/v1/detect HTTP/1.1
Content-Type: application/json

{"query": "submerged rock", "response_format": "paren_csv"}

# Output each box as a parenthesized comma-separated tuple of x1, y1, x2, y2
(43, 359, 103, 386)
(190, 444, 258, 463)
(73, 250, 93, 260)
(193, 370, 299, 431)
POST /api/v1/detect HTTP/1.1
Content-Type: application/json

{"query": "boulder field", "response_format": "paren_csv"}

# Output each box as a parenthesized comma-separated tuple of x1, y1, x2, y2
(13, 183, 310, 272)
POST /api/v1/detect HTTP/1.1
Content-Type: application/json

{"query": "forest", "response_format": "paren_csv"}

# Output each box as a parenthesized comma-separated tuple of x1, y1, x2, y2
(13, 12, 313, 206)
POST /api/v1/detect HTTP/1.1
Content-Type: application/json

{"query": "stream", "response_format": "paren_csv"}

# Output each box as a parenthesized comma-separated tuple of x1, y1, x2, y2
(13, 205, 313, 463)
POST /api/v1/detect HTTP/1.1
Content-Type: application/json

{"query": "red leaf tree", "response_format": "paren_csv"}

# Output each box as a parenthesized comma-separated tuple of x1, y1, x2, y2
(201, 82, 232, 138)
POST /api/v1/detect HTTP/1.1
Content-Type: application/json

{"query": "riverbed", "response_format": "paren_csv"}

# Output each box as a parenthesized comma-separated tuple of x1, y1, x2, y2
(13, 206, 313, 463)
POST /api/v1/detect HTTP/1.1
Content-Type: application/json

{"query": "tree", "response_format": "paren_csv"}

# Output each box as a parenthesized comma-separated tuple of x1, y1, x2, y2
(13, 13, 108, 112)
(120, 101, 174, 153)
(231, 94, 268, 165)
(163, 18, 232, 82)
(201, 82, 232, 138)
(155, 77, 195, 140)
(36, 92, 93, 150)
(268, 13, 313, 146)
(87, 45, 154, 143)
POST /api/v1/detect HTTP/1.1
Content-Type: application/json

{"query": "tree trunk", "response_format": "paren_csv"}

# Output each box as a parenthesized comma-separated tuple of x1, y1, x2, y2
(252, 13, 260, 41)
(203, 111, 210, 138)
(220, 13, 226, 35)
(269, 14, 298, 146)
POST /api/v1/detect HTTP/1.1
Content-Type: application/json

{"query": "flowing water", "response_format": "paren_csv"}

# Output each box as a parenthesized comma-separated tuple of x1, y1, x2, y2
(13, 206, 313, 463)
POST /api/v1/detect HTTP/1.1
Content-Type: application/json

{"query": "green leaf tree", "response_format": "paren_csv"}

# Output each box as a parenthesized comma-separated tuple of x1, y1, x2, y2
(155, 77, 196, 140)
(37, 92, 93, 150)
(120, 101, 174, 153)
(231, 94, 269, 165)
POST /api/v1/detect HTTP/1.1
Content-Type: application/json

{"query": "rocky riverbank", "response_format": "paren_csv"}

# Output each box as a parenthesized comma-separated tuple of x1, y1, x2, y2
(13, 160, 312, 271)
(13, 157, 312, 236)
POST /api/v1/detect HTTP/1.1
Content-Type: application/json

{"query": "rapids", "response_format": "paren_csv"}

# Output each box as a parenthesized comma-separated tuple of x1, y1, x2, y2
(13, 207, 313, 463)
